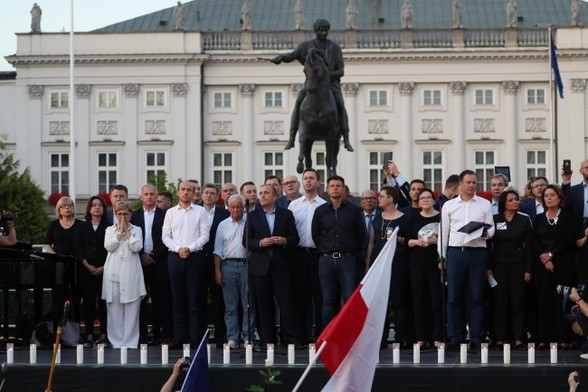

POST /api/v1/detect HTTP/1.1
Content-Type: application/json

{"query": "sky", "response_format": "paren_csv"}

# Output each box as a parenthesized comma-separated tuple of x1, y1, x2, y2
(0, 0, 177, 71)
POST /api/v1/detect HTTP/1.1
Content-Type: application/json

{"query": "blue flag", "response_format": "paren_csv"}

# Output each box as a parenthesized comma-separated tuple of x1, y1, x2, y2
(181, 331, 210, 392)
(550, 32, 564, 99)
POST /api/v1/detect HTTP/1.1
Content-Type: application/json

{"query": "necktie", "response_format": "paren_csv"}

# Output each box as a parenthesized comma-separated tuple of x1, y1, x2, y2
(366, 213, 374, 235)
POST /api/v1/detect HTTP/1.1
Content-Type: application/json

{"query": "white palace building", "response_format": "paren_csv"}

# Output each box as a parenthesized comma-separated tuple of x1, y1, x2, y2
(1, 0, 588, 200)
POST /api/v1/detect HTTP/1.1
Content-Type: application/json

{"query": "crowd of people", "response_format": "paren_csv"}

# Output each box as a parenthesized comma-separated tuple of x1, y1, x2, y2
(10, 158, 588, 354)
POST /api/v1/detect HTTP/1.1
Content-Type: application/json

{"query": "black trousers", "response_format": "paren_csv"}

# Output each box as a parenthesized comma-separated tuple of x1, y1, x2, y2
(139, 256, 173, 342)
(493, 262, 526, 342)
(291, 247, 322, 342)
(78, 267, 106, 336)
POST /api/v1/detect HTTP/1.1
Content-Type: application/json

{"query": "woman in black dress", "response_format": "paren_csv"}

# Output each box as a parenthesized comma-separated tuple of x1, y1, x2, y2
(407, 188, 442, 348)
(75, 196, 109, 347)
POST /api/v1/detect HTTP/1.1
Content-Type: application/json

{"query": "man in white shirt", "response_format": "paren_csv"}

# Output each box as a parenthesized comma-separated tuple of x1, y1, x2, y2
(213, 194, 256, 348)
(439, 169, 495, 351)
(289, 168, 326, 342)
(162, 181, 211, 348)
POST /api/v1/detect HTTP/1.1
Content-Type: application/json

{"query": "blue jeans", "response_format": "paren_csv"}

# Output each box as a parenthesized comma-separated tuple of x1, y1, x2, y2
(318, 254, 357, 329)
(446, 247, 488, 344)
(221, 260, 255, 342)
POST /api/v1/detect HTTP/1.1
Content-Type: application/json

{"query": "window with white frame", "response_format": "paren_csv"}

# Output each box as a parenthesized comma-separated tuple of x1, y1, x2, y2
(368, 151, 387, 191)
(146, 152, 166, 183)
(474, 151, 495, 191)
(422, 151, 443, 192)
(98, 90, 118, 109)
(423, 89, 442, 106)
(97, 153, 118, 194)
(526, 150, 547, 180)
(214, 92, 232, 108)
(146, 89, 166, 108)
(50, 91, 69, 109)
(314, 151, 327, 194)
(526, 89, 546, 105)
(369, 90, 387, 107)
(264, 92, 283, 108)
(212, 152, 234, 187)
(474, 89, 494, 105)
(263, 152, 284, 180)
(50, 153, 69, 194)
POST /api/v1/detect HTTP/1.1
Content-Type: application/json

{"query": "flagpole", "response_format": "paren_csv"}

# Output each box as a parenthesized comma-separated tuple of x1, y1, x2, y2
(291, 341, 327, 392)
(548, 26, 558, 181)
(69, 0, 76, 203)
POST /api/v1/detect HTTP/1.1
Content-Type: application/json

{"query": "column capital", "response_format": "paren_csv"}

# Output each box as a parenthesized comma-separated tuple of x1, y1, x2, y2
(502, 81, 519, 94)
(76, 84, 92, 98)
(28, 85, 44, 98)
(450, 81, 467, 95)
(124, 83, 140, 97)
(172, 83, 188, 96)
(290, 83, 303, 96)
(342, 83, 359, 97)
(571, 78, 587, 93)
(239, 84, 255, 97)
(399, 82, 415, 96)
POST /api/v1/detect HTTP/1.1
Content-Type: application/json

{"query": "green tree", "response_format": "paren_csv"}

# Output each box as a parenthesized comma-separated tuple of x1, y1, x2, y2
(147, 171, 180, 205)
(0, 141, 50, 244)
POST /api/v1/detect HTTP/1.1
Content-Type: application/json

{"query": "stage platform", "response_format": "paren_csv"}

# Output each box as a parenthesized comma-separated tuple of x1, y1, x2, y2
(2, 344, 587, 391)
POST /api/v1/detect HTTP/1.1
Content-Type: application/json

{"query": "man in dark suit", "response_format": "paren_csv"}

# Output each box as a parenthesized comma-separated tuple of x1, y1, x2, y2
(562, 159, 588, 221)
(243, 184, 300, 347)
(519, 176, 549, 221)
(130, 184, 172, 345)
(201, 183, 230, 348)
(107, 184, 128, 224)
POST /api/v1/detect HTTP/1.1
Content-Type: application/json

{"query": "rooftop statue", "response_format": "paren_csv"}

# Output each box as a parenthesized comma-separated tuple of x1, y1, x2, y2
(31, 3, 42, 33)
(173, 1, 185, 30)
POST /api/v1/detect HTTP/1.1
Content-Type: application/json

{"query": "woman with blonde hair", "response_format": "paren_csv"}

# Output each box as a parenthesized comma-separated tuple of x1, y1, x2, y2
(103, 201, 146, 349)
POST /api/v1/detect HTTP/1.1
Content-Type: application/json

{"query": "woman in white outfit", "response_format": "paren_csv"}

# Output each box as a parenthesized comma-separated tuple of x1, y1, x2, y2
(103, 201, 146, 349)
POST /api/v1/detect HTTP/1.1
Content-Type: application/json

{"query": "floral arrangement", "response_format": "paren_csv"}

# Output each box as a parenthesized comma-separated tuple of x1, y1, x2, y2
(48, 192, 69, 206)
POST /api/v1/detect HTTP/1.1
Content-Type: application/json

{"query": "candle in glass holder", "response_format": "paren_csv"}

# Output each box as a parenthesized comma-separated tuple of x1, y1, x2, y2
(183, 344, 191, 359)
(76, 344, 83, 365)
(56, 344, 61, 364)
(161, 344, 169, 365)
(140, 344, 148, 364)
(288, 344, 295, 365)
(120, 346, 128, 365)
(527, 343, 535, 364)
(481, 343, 488, 364)
(460, 344, 467, 364)
(6, 343, 14, 364)
(30, 344, 37, 364)
(308, 343, 316, 365)
(97, 344, 105, 364)
(392, 343, 400, 364)
(413, 344, 420, 364)
(503, 343, 511, 364)
(223, 344, 230, 365)
(266, 344, 274, 365)
(437, 343, 445, 364)
(245, 343, 253, 365)
(207, 344, 212, 365)
(550, 343, 558, 364)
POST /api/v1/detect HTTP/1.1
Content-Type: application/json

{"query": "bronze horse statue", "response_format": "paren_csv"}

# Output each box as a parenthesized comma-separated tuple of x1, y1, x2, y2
(295, 48, 341, 178)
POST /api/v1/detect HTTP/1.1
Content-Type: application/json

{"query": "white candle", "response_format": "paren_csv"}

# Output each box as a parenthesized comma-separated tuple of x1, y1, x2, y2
(120, 346, 127, 365)
(207, 344, 212, 365)
(460, 343, 467, 364)
(161, 344, 169, 365)
(503, 343, 511, 364)
(288, 344, 295, 365)
(76, 344, 83, 364)
(55, 344, 61, 364)
(183, 344, 191, 359)
(30, 344, 37, 364)
(266, 344, 274, 365)
(140, 344, 148, 364)
(437, 343, 445, 364)
(245, 343, 253, 365)
(97, 344, 105, 364)
(6, 343, 14, 364)
(413, 344, 420, 364)
(550, 342, 558, 364)
(223, 344, 230, 365)
(392, 342, 400, 364)
(481, 343, 488, 364)
(308, 343, 316, 365)
(528, 343, 535, 364)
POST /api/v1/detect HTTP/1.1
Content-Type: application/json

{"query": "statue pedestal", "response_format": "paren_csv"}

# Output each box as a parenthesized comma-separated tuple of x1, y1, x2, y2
(401, 29, 414, 49)
(293, 31, 305, 46)
(345, 30, 358, 49)
(505, 28, 518, 48)
(241, 30, 253, 50)
(452, 28, 464, 48)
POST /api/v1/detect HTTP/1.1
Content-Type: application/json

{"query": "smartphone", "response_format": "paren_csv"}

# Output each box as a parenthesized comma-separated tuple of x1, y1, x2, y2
(382, 151, 393, 170)
(563, 159, 572, 175)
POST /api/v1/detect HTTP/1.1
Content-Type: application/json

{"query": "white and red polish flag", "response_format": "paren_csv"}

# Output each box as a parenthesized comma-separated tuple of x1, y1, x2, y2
(316, 228, 397, 392)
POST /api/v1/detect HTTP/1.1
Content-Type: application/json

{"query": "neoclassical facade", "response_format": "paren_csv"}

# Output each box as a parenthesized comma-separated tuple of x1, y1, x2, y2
(2, 14, 588, 198)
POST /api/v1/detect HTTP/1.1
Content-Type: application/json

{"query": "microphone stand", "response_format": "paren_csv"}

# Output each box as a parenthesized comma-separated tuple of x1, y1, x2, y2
(45, 301, 69, 392)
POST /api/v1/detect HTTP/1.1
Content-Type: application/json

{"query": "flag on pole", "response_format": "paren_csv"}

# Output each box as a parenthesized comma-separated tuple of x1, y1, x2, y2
(316, 228, 397, 392)
(550, 31, 564, 99)
(181, 331, 210, 392)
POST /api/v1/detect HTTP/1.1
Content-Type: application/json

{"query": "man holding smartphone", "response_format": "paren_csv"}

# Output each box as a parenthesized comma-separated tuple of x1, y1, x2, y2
(562, 159, 588, 220)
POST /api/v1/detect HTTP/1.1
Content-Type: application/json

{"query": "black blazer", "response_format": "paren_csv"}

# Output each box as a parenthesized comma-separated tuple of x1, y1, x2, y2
(130, 207, 168, 261)
(519, 198, 539, 222)
(203, 207, 230, 255)
(243, 206, 299, 277)
(563, 182, 586, 219)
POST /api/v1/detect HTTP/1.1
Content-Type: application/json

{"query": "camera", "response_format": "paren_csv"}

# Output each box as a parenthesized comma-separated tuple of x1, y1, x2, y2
(557, 284, 588, 300)
(181, 357, 191, 373)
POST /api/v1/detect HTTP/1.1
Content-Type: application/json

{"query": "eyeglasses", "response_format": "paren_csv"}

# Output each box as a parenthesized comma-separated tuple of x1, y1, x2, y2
(361, 197, 377, 201)
(418, 196, 433, 201)
(60, 204, 74, 209)
(532, 183, 548, 189)
(283, 181, 298, 186)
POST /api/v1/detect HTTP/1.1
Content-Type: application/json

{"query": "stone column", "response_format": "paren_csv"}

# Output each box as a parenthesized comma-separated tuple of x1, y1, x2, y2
(399, 82, 414, 177)
(450, 82, 467, 173)
(240, 84, 256, 182)
(568, 79, 587, 164)
(502, 81, 519, 185)
(20, 85, 44, 182)
(343, 83, 359, 191)
(75, 84, 92, 195)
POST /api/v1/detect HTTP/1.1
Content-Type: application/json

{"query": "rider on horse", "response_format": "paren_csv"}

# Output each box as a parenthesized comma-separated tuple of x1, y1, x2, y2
(271, 19, 354, 152)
